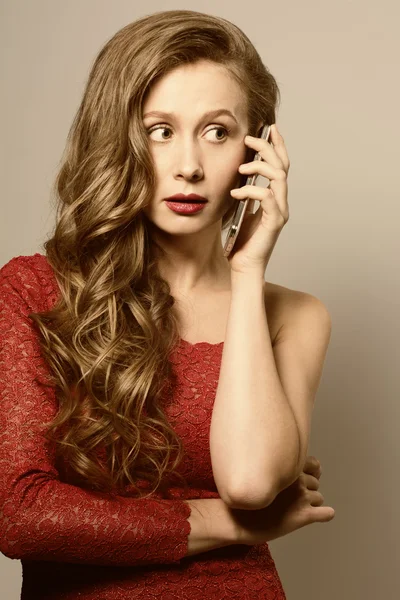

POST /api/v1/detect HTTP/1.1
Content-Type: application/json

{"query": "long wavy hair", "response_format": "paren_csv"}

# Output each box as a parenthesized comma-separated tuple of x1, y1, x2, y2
(29, 10, 280, 497)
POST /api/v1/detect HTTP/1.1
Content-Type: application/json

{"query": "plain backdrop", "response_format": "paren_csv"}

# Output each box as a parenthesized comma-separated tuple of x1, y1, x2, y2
(1, 1, 399, 598)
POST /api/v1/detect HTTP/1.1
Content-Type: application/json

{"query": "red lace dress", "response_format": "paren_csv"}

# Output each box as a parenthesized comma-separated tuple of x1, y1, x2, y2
(0, 253, 286, 599)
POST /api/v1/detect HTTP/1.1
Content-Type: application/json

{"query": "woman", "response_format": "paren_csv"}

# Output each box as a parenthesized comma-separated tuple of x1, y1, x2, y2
(0, 10, 335, 599)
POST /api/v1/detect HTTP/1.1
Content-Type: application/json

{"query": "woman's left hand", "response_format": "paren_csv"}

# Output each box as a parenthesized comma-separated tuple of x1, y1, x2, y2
(232, 455, 335, 546)
(228, 123, 290, 274)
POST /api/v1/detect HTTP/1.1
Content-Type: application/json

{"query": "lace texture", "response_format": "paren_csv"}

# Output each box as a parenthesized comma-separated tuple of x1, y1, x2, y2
(0, 254, 286, 599)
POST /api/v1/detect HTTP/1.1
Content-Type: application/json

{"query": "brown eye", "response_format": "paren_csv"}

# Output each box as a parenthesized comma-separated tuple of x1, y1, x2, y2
(205, 126, 229, 142)
(148, 126, 172, 141)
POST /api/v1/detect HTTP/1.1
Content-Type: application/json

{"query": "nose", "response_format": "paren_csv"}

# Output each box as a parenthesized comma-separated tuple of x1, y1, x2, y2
(172, 138, 204, 182)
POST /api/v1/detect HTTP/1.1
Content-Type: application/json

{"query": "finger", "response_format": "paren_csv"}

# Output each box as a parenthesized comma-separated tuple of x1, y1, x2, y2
(244, 135, 284, 170)
(309, 490, 324, 507)
(230, 185, 275, 203)
(270, 124, 290, 173)
(231, 181, 287, 208)
(303, 473, 320, 491)
(304, 455, 321, 470)
(245, 125, 290, 173)
(311, 457, 322, 478)
(231, 183, 288, 223)
(303, 456, 322, 479)
(237, 162, 288, 217)
(310, 506, 336, 523)
(238, 161, 287, 183)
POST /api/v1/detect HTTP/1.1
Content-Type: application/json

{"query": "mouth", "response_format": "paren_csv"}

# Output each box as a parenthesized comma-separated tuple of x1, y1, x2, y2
(164, 193, 208, 204)
(164, 199, 208, 214)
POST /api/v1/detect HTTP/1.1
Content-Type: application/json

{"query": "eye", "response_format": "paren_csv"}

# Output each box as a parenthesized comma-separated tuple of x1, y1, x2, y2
(207, 125, 230, 142)
(147, 125, 171, 142)
(146, 125, 230, 143)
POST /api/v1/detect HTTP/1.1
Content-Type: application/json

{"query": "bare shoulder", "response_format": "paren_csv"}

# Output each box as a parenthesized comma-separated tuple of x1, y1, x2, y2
(263, 281, 332, 345)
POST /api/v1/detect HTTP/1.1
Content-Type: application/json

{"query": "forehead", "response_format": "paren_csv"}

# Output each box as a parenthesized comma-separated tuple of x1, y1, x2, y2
(143, 60, 247, 120)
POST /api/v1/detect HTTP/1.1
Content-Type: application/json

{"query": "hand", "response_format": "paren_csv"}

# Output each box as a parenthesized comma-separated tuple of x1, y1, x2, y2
(228, 123, 290, 275)
(230, 456, 335, 545)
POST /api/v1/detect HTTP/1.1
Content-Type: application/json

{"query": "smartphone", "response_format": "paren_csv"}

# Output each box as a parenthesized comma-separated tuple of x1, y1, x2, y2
(223, 123, 272, 257)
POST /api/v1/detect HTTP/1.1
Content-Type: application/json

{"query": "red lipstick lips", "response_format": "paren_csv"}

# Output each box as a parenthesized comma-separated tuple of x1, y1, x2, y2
(164, 193, 208, 203)
(164, 194, 208, 214)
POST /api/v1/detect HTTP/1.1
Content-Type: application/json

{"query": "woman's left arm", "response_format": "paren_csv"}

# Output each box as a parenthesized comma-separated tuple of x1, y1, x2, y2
(210, 124, 332, 510)
(210, 275, 331, 510)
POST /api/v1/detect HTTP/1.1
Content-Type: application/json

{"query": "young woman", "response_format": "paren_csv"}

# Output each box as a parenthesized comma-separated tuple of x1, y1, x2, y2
(0, 10, 335, 600)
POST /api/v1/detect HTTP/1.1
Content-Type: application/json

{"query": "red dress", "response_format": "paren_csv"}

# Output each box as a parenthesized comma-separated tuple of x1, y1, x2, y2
(0, 253, 287, 599)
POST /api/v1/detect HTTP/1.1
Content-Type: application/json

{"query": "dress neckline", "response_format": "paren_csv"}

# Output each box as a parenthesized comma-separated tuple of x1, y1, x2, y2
(179, 337, 224, 348)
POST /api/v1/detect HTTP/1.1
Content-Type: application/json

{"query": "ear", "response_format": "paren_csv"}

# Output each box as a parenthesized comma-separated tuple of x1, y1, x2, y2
(256, 121, 265, 136)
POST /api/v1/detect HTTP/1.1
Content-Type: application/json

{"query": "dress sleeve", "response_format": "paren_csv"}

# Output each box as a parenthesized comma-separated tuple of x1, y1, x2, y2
(0, 258, 191, 566)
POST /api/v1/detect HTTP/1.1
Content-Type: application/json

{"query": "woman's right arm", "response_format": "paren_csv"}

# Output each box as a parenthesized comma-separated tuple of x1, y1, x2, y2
(0, 257, 240, 567)
(0, 258, 193, 567)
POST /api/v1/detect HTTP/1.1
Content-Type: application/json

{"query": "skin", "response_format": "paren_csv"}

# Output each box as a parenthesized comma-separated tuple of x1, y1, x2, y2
(230, 455, 335, 546)
(142, 60, 334, 537)
(141, 58, 291, 285)
(141, 59, 251, 295)
(228, 127, 290, 275)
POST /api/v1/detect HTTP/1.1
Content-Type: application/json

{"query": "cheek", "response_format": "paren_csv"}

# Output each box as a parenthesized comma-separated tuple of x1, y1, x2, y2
(150, 152, 166, 176)
(216, 153, 245, 190)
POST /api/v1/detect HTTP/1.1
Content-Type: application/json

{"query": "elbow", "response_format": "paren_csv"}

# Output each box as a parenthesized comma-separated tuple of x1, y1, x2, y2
(220, 465, 302, 511)
(220, 483, 278, 511)
(0, 497, 36, 560)
(0, 544, 25, 561)
(0, 516, 28, 560)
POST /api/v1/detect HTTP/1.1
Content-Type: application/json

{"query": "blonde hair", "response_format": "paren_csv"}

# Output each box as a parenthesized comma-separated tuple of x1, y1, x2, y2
(29, 10, 280, 496)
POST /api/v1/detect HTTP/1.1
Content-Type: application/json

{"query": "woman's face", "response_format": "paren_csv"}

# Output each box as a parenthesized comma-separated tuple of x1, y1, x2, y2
(141, 60, 249, 234)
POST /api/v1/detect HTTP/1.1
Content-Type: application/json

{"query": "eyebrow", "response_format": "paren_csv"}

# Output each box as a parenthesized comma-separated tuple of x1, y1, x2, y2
(142, 108, 238, 124)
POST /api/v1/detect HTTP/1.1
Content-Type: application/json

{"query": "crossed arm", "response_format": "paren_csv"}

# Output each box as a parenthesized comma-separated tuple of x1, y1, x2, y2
(210, 272, 332, 510)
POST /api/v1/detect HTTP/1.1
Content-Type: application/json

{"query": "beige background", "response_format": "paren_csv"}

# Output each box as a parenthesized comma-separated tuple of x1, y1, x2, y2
(1, 1, 399, 598)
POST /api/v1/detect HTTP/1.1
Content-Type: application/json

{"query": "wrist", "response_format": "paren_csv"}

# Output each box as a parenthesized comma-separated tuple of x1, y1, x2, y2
(231, 267, 265, 281)
(187, 498, 239, 545)
(230, 269, 266, 292)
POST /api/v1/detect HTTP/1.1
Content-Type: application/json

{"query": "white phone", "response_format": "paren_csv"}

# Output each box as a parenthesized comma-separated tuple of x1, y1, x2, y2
(223, 124, 271, 257)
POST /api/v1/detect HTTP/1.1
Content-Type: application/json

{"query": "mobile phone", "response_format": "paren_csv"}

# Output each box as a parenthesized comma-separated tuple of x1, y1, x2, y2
(223, 124, 272, 257)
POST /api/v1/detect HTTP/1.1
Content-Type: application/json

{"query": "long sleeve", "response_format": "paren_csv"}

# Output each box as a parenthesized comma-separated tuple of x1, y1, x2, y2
(0, 256, 191, 567)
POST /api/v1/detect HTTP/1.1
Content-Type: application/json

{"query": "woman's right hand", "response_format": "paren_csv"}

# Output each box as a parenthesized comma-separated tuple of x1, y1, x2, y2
(230, 455, 335, 545)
